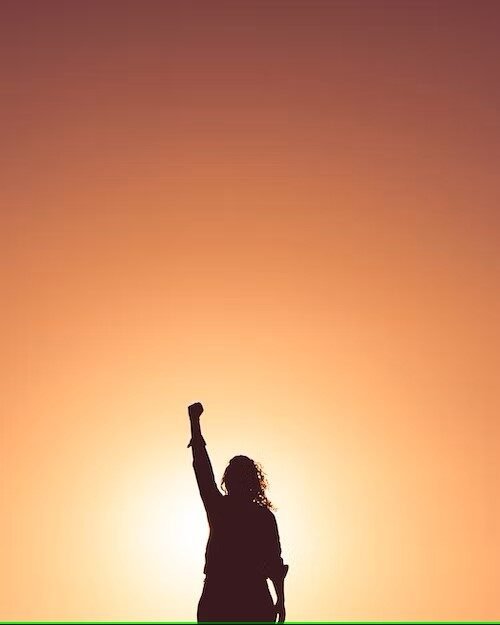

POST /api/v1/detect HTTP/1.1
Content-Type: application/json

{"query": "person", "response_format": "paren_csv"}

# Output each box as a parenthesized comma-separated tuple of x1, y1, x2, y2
(187, 402, 288, 623)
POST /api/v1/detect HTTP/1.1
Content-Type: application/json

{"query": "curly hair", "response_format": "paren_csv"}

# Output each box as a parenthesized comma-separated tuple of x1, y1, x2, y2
(221, 455, 275, 510)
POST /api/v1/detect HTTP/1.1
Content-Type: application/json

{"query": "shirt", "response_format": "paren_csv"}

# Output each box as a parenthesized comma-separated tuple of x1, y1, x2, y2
(189, 432, 288, 581)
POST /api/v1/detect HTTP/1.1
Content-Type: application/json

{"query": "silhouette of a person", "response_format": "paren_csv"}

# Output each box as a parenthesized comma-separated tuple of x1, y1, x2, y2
(187, 402, 288, 623)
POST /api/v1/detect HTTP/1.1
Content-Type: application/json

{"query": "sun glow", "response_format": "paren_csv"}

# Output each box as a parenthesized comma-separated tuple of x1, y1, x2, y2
(118, 470, 208, 576)
(2, 1, 499, 620)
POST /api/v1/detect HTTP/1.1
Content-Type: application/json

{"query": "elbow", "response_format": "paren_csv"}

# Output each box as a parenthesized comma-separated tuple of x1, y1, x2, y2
(267, 561, 289, 581)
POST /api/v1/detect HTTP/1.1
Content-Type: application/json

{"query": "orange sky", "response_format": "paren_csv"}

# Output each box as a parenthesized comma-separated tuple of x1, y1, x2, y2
(1, 1, 499, 621)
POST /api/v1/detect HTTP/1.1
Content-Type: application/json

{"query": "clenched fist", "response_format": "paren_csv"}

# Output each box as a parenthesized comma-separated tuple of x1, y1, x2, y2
(188, 402, 204, 420)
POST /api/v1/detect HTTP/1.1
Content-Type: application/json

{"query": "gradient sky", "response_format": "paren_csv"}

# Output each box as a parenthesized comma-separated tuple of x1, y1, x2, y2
(1, 1, 499, 621)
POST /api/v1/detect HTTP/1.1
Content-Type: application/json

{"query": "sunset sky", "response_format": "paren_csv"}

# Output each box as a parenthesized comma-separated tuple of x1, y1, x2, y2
(1, 1, 499, 621)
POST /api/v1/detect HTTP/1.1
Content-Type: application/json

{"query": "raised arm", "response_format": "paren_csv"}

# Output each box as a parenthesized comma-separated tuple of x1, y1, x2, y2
(187, 402, 222, 515)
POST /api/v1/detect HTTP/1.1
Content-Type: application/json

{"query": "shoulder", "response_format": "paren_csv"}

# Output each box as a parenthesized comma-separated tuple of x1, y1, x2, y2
(256, 504, 277, 523)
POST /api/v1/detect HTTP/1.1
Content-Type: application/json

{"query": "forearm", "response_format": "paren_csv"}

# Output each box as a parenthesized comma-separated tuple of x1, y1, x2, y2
(271, 575, 285, 603)
(189, 416, 211, 473)
(188, 413, 220, 505)
(188, 415, 205, 447)
(191, 430, 213, 477)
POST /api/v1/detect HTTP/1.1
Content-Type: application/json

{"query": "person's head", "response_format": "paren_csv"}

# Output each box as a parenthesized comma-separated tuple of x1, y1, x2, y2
(221, 455, 274, 510)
